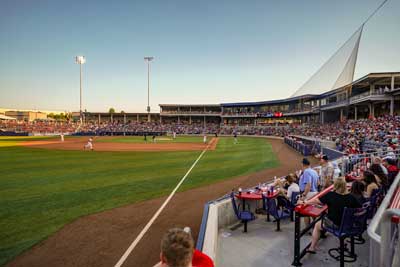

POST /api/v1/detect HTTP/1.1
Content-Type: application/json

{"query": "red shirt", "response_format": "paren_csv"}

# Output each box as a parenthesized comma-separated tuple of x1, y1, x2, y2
(388, 165, 399, 173)
(192, 249, 214, 267)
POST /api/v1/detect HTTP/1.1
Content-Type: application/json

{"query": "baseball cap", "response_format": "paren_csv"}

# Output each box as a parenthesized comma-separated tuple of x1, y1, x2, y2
(302, 158, 310, 165)
(322, 155, 329, 161)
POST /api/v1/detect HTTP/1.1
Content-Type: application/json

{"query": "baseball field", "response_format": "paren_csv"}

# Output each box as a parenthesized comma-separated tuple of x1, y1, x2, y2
(0, 135, 282, 266)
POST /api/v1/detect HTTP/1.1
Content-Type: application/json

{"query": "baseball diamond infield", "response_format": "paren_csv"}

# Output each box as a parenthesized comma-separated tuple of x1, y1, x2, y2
(19, 136, 219, 152)
(1, 137, 315, 267)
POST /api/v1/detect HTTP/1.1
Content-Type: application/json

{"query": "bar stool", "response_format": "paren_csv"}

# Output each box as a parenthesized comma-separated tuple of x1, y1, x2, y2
(322, 206, 369, 267)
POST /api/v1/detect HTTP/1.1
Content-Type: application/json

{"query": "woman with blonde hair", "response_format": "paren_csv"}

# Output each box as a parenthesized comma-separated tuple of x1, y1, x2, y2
(299, 178, 360, 254)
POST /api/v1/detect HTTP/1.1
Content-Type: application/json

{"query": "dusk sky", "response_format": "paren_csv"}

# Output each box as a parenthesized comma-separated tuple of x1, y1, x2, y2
(0, 0, 399, 113)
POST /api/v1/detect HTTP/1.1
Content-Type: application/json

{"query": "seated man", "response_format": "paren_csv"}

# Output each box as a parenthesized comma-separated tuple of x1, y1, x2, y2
(154, 228, 214, 267)
(285, 174, 300, 200)
(274, 173, 300, 207)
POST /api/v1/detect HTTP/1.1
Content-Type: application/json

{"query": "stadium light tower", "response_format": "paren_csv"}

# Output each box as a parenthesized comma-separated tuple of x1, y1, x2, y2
(75, 55, 86, 124)
(144, 56, 154, 122)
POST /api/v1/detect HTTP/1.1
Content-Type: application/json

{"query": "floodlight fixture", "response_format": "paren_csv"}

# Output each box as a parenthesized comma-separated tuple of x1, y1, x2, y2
(75, 56, 86, 64)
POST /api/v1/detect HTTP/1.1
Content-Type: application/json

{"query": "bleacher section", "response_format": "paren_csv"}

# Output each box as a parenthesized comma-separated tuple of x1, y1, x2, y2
(196, 149, 400, 267)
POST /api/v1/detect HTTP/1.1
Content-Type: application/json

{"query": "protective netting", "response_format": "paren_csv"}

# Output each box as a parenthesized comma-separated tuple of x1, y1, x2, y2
(291, 25, 363, 97)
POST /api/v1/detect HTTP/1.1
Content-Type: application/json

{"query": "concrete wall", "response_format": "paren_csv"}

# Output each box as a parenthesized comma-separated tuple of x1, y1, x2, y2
(202, 196, 262, 262)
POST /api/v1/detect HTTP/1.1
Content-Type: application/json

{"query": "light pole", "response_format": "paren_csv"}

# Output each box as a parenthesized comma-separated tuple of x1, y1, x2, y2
(75, 55, 86, 124)
(144, 56, 154, 122)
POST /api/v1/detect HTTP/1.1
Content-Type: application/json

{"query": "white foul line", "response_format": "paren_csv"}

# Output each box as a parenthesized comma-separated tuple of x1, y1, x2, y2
(114, 143, 211, 267)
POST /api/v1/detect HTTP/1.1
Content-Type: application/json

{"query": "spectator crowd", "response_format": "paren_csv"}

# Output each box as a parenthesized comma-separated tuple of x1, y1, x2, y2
(2, 115, 400, 156)
(0, 120, 78, 135)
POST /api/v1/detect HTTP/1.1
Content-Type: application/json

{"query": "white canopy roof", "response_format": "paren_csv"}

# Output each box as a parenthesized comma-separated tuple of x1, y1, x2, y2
(291, 25, 364, 97)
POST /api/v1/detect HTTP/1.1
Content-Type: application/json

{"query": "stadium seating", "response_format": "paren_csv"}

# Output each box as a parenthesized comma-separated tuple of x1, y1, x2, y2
(322, 206, 369, 267)
(230, 192, 255, 233)
(262, 195, 290, 231)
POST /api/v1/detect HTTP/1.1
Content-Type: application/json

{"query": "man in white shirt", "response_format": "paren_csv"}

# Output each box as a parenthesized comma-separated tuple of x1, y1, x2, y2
(274, 174, 300, 201)
(320, 155, 334, 189)
(333, 162, 341, 179)
(287, 179, 300, 199)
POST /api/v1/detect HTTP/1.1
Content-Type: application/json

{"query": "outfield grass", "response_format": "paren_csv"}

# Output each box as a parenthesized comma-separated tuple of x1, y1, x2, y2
(0, 136, 58, 147)
(96, 135, 209, 143)
(0, 136, 57, 141)
(0, 136, 279, 266)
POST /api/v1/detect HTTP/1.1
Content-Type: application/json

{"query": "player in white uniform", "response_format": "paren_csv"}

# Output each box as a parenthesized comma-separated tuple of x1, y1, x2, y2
(203, 134, 207, 144)
(173, 131, 176, 140)
(84, 137, 93, 150)
(60, 133, 64, 142)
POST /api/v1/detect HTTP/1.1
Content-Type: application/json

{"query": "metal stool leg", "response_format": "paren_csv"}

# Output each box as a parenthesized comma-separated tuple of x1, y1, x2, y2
(340, 237, 345, 267)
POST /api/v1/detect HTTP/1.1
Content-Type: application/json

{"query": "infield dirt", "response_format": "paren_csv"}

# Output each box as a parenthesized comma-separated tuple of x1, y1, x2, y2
(20, 136, 218, 152)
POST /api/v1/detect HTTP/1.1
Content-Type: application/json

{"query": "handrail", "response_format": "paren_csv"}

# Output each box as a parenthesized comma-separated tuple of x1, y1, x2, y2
(381, 209, 400, 267)
(367, 172, 400, 243)
(347, 149, 400, 159)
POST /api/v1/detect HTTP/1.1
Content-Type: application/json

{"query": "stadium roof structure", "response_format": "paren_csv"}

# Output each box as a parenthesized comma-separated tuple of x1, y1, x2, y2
(79, 112, 159, 115)
(0, 114, 17, 120)
(351, 72, 400, 87)
(317, 71, 400, 98)
(159, 104, 220, 107)
(221, 94, 318, 107)
(159, 72, 400, 110)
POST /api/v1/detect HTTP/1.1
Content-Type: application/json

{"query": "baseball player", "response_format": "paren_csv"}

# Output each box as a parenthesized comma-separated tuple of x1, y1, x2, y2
(234, 132, 238, 144)
(84, 137, 93, 151)
(60, 133, 64, 142)
(203, 134, 207, 144)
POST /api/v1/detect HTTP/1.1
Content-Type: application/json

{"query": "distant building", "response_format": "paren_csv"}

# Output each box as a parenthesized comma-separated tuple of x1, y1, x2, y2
(75, 112, 160, 123)
(5, 111, 47, 121)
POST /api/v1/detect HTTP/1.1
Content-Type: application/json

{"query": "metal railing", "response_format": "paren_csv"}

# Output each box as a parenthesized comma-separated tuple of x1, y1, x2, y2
(367, 172, 400, 267)
(349, 90, 389, 103)
(341, 149, 400, 176)
(320, 99, 349, 109)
